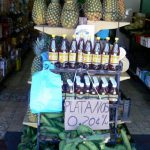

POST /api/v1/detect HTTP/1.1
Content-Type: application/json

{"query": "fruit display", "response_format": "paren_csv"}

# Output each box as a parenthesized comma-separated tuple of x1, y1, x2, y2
(46, 0, 61, 26)
(84, 0, 102, 21)
(19, 120, 136, 150)
(32, 0, 126, 27)
(61, 0, 79, 28)
(31, 38, 44, 75)
(32, 0, 47, 25)
(103, 0, 118, 21)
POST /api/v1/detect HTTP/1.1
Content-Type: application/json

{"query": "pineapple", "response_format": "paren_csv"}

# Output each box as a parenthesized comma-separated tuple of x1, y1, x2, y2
(103, 0, 118, 21)
(84, 0, 102, 21)
(31, 38, 45, 75)
(32, 0, 47, 25)
(46, 0, 61, 26)
(118, 0, 126, 20)
(61, 0, 79, 28)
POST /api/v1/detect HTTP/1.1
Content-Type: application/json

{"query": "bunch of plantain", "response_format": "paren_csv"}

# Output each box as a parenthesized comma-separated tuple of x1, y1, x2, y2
(40, 112, 64, 140)
(59, 124, 111, 150)
(18, 126, 37, 150)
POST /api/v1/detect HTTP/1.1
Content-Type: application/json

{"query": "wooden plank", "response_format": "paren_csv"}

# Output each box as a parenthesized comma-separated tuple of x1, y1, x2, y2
(34, 25, 75, 41)
(87, 21, 130, 33)
(120, 72, 130, 81)
(34, 21, 130, 40)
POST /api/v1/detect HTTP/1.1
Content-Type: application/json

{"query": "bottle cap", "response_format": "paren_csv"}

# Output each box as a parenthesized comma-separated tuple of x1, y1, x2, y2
(106, 37, 110, 41)
(96, 37, 100, 40)
(115, 37, 119, 41)
(72, 34, 76, 39)
(62, 34, 67, 38)
(52, 34, 56, 38)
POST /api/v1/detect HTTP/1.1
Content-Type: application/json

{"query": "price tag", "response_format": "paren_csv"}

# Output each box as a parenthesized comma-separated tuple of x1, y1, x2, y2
(64, 99, 109, 130)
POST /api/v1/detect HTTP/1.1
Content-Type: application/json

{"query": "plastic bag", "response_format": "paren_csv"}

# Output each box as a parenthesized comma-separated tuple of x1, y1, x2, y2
(30, 61, 62, 113)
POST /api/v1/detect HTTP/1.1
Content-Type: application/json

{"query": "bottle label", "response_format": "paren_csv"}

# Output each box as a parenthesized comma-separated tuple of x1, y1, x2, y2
(49, 52, 58, 62)
(59, 52, 68, 63)
(92, 54, 101, 64)
(77, 52, 83, 63)
(101, 55, 109, 64)
(83, 53, 92, 64)
(110, 55, 119, 64)
(69, 52, 76, 63)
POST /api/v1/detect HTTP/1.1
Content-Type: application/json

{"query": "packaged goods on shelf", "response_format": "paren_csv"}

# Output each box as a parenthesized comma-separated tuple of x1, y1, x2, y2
(48, 35, 122, 71)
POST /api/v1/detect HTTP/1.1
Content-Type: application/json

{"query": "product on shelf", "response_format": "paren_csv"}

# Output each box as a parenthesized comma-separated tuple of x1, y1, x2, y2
(118, 0, 126, 20)
(84, 0, 102, 21)
(59, 34, 68, 68)
(109, 77, 117, 95)
(101, 37, 110, 70)
(66, 79, 74, 94)
(84, 75, 91, 94)
(92, 37, 102, 70)
(49, 34, 58, 65)
(31, 38, 43, 75)
(76, 82, 85, 95)
(69, 34, 77, 68)
(77, 33, 84, 68)
(109, 37, 120, 71)
(83, 36, 92, 69)
(32, 0, 47, 25)
(103, 0, 118, 21)
(61, 0, 79, 29)
(46, 0, 61, 27)
(100, 77, 109, 95)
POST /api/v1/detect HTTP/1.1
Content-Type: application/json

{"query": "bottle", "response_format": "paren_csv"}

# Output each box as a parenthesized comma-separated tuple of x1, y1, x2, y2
(92, 37, 102, 70)
(101, 37, 110, 70)
(49, 34, 58, 65)
(76, 82, 85, 95)
(109, 38, 120, 71)
(109, 77, 117, 95)
(66, 79, 74, 94)
(59, 34, 69, 68)
(92, 76, 99, 85)
(100, 77, 109, 95)
(90, 83, 99, 95)
(83, 36, 92, 69)
(84, 76, 91, 94)
(77, 34, 84, 68)
(69, 35, 77, 69)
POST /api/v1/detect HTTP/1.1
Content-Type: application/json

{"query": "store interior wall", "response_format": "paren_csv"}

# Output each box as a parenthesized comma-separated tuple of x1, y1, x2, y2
(125, 0, 141, 12)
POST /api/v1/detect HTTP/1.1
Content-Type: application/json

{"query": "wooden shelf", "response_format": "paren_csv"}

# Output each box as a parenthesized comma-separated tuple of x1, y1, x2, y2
(87, 21, 130, 33)
(34, 21, 130, 41)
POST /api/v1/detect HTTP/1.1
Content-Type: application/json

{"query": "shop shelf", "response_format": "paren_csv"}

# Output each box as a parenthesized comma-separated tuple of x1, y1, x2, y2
(34, 21, 130, 41)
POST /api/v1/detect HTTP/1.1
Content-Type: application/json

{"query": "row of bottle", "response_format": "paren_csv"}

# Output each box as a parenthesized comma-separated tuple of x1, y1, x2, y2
(49, 34, 121, 71)
(62, 76, 118, 95)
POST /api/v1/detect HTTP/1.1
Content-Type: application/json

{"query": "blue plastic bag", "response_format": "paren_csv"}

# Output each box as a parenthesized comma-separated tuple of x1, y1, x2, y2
(30, 61, 62, 113)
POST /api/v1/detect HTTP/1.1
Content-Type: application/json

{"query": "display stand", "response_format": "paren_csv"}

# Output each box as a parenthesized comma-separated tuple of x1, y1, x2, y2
(29, 21, 131, 150)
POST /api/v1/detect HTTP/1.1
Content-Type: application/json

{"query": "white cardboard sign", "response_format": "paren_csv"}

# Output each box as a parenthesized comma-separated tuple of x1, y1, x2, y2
(64, 99, 109, 130)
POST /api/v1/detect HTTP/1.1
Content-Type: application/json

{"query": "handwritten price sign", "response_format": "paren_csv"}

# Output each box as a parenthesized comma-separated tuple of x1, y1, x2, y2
(64, 99, 109, 130)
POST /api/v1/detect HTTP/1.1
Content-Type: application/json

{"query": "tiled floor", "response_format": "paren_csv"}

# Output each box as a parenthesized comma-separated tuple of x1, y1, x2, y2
(0, 50, 34, 139)
(121, 78, 150, 135)
(0, 50, 150, 140)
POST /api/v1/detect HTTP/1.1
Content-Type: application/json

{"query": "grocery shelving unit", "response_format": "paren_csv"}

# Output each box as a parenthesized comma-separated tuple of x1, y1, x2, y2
(27, 20, 131, 150)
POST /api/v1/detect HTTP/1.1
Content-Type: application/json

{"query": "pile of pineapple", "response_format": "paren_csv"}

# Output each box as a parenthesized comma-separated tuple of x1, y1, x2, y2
(32, 0, 126, 28)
